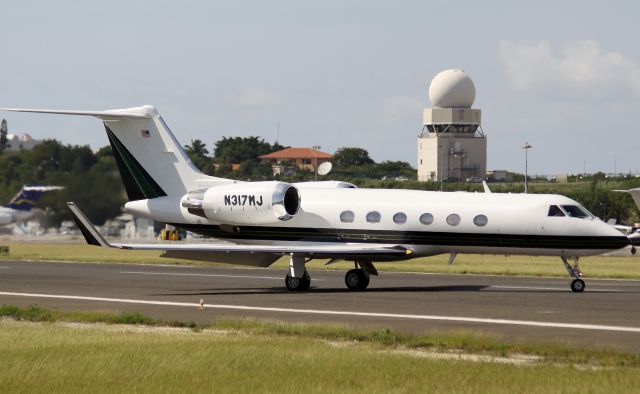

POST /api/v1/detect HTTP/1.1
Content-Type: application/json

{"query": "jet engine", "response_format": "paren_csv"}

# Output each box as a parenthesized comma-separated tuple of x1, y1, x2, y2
(0, 214, 15, 226)
(181, 181, 300, 225)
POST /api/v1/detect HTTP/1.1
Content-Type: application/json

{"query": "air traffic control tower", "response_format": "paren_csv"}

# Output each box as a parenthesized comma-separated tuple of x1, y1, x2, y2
(417, 69, 486, 182)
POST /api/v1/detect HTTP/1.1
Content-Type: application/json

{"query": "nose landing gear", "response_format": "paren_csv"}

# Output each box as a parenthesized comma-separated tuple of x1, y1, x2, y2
(561, 257, 585, 292)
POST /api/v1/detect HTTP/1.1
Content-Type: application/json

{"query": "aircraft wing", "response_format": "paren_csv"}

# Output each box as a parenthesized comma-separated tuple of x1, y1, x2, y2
(67, 202, 413, 265)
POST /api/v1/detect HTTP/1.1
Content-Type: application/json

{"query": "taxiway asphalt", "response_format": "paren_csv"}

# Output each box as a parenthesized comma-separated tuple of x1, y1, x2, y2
(1, 260, 640, 351)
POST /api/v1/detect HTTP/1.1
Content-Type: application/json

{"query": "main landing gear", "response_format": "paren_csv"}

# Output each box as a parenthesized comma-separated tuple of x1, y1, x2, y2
(561, 257, 585, 293)
(285, 271, 311, 291)
(344, 261, 378, 291)
(285, 254, 311, 291)
(283, 254, 379, 291)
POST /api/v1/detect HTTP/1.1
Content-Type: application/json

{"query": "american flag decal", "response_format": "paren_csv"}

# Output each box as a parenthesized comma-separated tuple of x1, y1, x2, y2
(141, 130, 150, 138)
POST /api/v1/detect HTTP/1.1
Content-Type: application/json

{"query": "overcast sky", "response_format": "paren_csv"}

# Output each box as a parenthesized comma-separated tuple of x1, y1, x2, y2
(2, 1, 639, 175)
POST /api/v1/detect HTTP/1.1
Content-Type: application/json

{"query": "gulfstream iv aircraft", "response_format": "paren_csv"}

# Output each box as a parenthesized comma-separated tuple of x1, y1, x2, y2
(5, 105, 639, 292)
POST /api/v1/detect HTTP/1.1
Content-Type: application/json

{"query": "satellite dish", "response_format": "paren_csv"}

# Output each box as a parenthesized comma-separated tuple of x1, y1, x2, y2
(317, 161, 332, 176)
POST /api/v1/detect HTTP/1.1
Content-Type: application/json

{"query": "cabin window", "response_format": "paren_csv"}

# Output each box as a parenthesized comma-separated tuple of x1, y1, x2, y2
(340, 210, 354, 223)
(419, 213, 434, 225)
(548, 205, 565, 217)
(561, 205, 591, 219)
(446, 214, 461, 226)
(366, 211, 381, 223)
(473, 214, 488, 227)
(393, 212, 407, 224)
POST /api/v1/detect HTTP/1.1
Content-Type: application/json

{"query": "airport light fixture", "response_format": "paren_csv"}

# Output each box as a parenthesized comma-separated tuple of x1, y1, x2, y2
(522, 142, 533, 194)
(312, 145, 321, 181)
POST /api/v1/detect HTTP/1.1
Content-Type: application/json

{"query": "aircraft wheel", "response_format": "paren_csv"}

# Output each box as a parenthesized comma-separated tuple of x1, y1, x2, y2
(345, 269, 369, 291)
(570, 279, 585, 293)
(285, 272, 310, 291)
(632, 247, 637, 255)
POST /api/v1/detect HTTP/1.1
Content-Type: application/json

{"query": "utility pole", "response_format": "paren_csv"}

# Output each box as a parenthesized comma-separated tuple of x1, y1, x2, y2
(522, 142, 533, 194)
(312, 145, 321, 181)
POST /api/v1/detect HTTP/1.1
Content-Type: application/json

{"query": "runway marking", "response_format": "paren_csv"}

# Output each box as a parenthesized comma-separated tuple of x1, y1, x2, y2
(490, 285, 623, 293)
(1, 291, 640, 333)
(119, 271, 325, 281)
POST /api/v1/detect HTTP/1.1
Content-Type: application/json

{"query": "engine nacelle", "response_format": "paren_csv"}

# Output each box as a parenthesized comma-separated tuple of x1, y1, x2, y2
(181, 181, 300, 225)
(293, 180, 357, 189)
(0, 213, 15, 225)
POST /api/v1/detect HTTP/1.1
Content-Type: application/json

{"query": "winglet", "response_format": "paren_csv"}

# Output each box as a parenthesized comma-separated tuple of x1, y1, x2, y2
(67, 202, 112, 247)
(614, 188, 640, 212)
(482, 181, 492, 194)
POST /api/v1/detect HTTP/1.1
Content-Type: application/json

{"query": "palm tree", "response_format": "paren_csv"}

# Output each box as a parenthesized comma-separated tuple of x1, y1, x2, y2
(184, 139, 209, 157)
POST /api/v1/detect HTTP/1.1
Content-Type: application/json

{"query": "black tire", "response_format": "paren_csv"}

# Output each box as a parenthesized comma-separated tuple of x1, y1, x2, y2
(632, 247, 637, 255)
(285, 271, 311, 291)
(299, 272, 311, 291)
(344, 269, 370, 291)
(571, 279, 585, 293)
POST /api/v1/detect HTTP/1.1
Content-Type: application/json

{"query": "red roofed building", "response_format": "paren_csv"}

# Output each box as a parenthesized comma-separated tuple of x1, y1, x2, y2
(259, 147, 332, 175)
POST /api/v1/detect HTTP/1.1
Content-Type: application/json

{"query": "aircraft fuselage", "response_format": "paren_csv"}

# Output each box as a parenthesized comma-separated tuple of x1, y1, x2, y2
(126, 187, 629, 259)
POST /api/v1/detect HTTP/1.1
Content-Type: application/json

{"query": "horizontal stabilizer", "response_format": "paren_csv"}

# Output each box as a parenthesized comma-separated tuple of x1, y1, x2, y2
(2, 107, 151, 119)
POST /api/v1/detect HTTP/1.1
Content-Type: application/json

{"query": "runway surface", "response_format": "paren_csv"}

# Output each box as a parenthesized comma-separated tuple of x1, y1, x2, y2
(2, 259, 640, 351)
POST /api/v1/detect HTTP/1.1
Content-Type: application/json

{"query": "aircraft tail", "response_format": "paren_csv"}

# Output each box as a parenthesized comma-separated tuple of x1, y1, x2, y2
(614, 188, 640, 213)
(4, 185, 63, 211)
(3, 106, 230, 200)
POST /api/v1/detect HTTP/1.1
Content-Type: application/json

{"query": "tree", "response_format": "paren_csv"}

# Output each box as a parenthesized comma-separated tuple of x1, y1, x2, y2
(213, 136, 276, 164)
(0, 119, 8, 153)
(333, 147, 374, 167)
(184, 139, 209, 157)
(184, 139, 211, 173)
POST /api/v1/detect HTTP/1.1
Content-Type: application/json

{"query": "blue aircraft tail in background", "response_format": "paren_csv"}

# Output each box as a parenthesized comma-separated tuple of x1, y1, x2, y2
(4, 185, 64, 211)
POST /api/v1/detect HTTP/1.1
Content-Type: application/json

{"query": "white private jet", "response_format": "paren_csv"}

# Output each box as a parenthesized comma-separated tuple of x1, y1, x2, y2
(0, 185, 63, 225)
(4, 105, 637, 293)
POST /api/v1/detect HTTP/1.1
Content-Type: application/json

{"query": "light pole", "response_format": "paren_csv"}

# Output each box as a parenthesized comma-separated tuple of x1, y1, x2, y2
(522, 142, 533, 194)
(609, 152, 621, 176)
(312, 145, 321, 181)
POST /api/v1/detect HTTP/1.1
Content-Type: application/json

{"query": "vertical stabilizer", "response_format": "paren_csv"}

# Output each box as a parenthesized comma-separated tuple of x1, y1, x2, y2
(614, 188, 640, 213)
(101, 105, 209, 199)
(4, 185, 63, 211)
(2, 105, 230, 200)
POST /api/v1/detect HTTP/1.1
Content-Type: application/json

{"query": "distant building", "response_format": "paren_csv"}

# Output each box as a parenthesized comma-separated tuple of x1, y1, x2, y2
(5, 133, 42, 151)
(259, 147, 332, 176)
(417, 69, 487, 182)
(486, 170, 511, 182)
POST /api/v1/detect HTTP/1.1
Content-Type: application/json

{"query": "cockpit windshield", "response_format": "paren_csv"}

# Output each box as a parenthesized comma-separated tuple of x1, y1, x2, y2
(548, 205, 565, 217)
(561, 205, 593, 219)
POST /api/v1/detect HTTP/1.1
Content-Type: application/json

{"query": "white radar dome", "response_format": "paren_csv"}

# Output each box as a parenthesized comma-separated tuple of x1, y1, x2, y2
(428, 69, 476, 108)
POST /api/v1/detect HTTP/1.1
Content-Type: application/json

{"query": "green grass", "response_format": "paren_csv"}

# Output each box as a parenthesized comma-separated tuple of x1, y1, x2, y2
(1, 240, 639, 279)
(1, 304, 638, 367)
(1, 305, 640, 393)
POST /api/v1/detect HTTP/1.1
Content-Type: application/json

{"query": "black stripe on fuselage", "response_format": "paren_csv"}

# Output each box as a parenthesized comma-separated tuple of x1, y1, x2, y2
(168, 223, 630, 250)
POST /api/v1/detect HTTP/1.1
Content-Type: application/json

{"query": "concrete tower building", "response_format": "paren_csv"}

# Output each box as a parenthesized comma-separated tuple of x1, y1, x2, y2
(417, 69, 486, 182)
